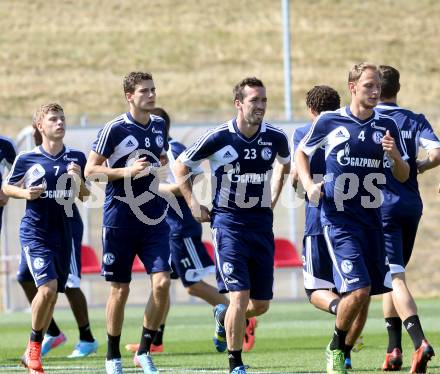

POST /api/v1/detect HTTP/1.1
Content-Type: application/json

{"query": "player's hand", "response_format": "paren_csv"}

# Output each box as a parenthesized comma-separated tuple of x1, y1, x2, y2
(129, 157, 150, 178)
(416, 158, 427, 174)
(306, 181, 323, 206)
(382, 130, 400, 160)
(0, 189, 9, 206)
(26, 185, 45, 200)
(67, 162, 82, 176)
(191, 202, 211, 223)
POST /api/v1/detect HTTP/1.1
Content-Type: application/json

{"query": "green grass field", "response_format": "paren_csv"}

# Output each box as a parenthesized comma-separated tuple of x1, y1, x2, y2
(0, 299, 438, 373)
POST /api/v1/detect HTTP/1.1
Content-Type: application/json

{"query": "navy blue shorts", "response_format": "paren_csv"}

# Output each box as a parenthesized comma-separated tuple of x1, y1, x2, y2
(212, 227, 274, 300)
(17, 214, 83, 288)
(383, 210, 421, 274)
(19, 239, 71, 293)
(323, 224, 391, 296)
(302, 234, 335, 290)
(101, 223, 171, 283)
(169, 235, 215, 287)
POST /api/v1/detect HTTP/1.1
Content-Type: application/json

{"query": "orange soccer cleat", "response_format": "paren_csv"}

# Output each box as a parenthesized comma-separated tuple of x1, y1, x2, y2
(125, 343, 163, 354)
(243, 317, 257, 352)
(410, 340, 435, 374)
(21, 340, 44, 373)
(382, 348, 402, 371)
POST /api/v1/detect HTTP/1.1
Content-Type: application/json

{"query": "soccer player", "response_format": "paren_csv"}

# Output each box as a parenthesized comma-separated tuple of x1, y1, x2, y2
(4, 103, 89, 374)
(174, 77, 291, 374)
(376, 65, 439, 373)
(0, 134, 17, 230)
(291, 85, 367, 370)
(85, 72, 171, 374)
(125, 107, 257, 355)
(295, 63, 410, 374)
(16, 123, 98, 359)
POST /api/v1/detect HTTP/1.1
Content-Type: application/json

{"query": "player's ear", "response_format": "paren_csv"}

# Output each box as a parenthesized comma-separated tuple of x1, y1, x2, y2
(234, 99, 242, 110)
(348, 81, 356, 95)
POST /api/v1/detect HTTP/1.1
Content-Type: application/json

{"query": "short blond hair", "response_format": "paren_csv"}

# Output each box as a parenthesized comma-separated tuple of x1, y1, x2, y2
(33, 103, 64, 126)
(348, 62, 382, 84)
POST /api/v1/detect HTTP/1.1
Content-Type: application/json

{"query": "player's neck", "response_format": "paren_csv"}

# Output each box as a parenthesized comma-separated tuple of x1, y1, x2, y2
(349, 102, 374, 121)
(130, 107, 150, 126)
(380, 97, 397, 105)
(236, 117, 260, 138)
(41, 139, 64, 156)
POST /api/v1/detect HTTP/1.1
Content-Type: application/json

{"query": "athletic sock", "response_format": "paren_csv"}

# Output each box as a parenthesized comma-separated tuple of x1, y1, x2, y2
(228, 350, 243, 372)
(344, 344, 353, 359)
(106, 334, 121, 360)
(152, 324, 165, 345)
(46, 319, 61, 337)
(403, 315, 425, 350)
(385, 317, 402, 353)
(30, 329, 43, 343)
(137, 327, 157, 355)
(328, 298, 340, 315)
(330, 325, 347, 351)
(79, 323, 95, 342)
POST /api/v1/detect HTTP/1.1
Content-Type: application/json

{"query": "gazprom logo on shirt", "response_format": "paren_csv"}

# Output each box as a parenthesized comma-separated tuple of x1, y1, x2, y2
(336, 143, 381, 168)
(226, 162, 268, 184)
(41, 189, 74, 199)
(63, 155, 78, 162)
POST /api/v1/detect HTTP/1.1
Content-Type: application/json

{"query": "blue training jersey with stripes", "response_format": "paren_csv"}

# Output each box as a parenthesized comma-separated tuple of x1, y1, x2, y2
(6, 145, 86, 246)
(166, 138, 203, 238)
(292, 124, 324, 236)
(300, 106, 408, 229)
(92, 112, 169, 228)
(178, 119, 290, 231)
(376, 103, 440, 216)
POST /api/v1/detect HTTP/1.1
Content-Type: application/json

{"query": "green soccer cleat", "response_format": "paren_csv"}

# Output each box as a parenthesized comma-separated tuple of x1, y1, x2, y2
(326, 343, 347, 374)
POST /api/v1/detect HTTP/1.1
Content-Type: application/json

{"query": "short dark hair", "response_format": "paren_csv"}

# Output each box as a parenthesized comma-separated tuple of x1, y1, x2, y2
(306, 85, 340, 114)
(379, 65, 400, 99)
(233, 77, 264, 102)
(150, 107, 170, 138)
(123, 71, 153, 94)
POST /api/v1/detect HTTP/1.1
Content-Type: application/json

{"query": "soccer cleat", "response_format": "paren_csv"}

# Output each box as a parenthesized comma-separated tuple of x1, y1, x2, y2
(41, 332, 67, 356)
(105, 358, 123, 374)
(243, 317, 257, 352)
(326, 343, 347, 374)
(150, 343, 163, 353)
(344, 357, 352, 370)
(410, 340, 435, 373)
(213, 304, 227, 352)
(67, 339, 99, 358)
(231, 365, 247, 374)
(125, 343, 163, 354)
(28, 369, 45, 374)
(382, 348, 402, 371)
(133, 353, 158, 374)
(352, 335, 364, 353)
(125, 343, 139, 353)
(21, 341, 44, 372)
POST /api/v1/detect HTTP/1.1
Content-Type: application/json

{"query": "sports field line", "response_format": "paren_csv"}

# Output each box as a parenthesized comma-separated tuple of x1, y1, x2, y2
(0, 365, 324, 373)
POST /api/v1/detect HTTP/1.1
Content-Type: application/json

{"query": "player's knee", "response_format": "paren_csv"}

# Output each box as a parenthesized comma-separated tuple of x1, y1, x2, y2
(349, 287, 370, 303)
(186, 283, 202, 297)
(251, 301, 270, 316)
(153, 274, 171, 294)
(38, 284, 57, 301)
(111, 283, 130, 302)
